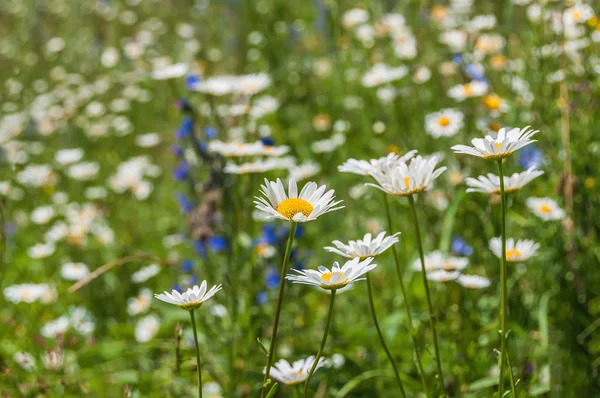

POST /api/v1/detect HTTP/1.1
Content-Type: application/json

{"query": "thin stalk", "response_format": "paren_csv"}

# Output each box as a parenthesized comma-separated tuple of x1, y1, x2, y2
(261, 223, 297, 398)
(383, 193, 429, 397)
(189, 310, 203, 398)
(408, 194, 445, 392)
(366, 273, 407, 398)
(304, 290, 337, 398)
(497, 159, 517, 397)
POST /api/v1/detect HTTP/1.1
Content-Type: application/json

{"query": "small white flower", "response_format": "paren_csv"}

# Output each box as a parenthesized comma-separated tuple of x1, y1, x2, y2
(135, 133, 161, 148)
(266, 356, 327, 385)
(224, 157, 295, 175)
(254, 179, 343, 223)
(128, 288, 153, 316)
(338, 151, 417, 176)
(67, 162, 100, 181)
(208, 140, 289, 158)
(31, 206, 55, 225)
(456, 274, 491, 289)
(427, 270, 460, 282)
(447, 81, 488, 101)
(489, 237, 540, 262)
(342, 8, 369, 29)
(526, 197, 565, 221)
(452, 126, 538, 160)
(288, 161, 321, 182)
(28, 242, 56, 259)
(151, 63, 188, 80)
(61, 262, 90, 281)
(367, 155, 447, 196)
(465, 167, 543, 194)
(425, 108, 464, 138)
(324, 232, 400, 259)
(41, 316, 70, 338)
(286, 257, 377, 290)
(155, 281, 223, 310)
(55, 148, 84, 165)
(135, 314, 160, 342)
(13, 352, 35, 371)
(361, 63, 408, 87)
(412, 250, 469, 272)
(131, 264, 161, 283)
(42, 350, 64, 370)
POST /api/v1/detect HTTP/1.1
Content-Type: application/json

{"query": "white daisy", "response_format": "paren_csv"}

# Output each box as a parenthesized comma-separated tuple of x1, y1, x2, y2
(489, 237, 540, 262)
(13, 352, 35, 371)
(128, 288, 153, 316)
(563, 4, 594, 25)
(482, 94, 510, 115)
(42, 350, 64, 370)
(154, 281, 222, 310)
(135, 314, 161, 342)
(452, 126, 538, 160)
(208, 140, 290, 157)
(224, 157, 295, 174)
(425, 108, 464, 138)
(411, 250, 469, 272)
(338, 151, 417, 176)
(61, 262, 90, 281)
(266, 356, 327, 385)
(286, 257, 377, 290)
(234, 73, 272, 96)
(41, 316, 70, 338)
(55, 148, 84, 165)
(151, 63, 188, 80)
(4, 283, 53, 304)
(456, 274, 491, 289)
(324, 231, 400, 259)
(447, 81, 488, 101)
(288, 161, 321, 182)
(67, 162, 100, 181)
(361, 63, 409, 87)
(367, 155, 447, 196)
(28, 242, 55, 259)
(254, 178, 343, 223)
(427, 270, 460, 282)
(131, 264, 161, 283)
(31, 205, 55, 224)
(465, 167, 544, 194)
(526, 197, 565, 221)
(342, 8, 369, 29)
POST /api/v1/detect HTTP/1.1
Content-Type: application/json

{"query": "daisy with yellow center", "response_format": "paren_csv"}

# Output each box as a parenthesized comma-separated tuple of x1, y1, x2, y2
(324, 231, 400, 259)
(465, 167, 544, 194)
(338, 151, 417, 176)
(254, 178, 343, 222)
(447, 80, 488, 101)
(425, 108, 464, 138)
(452, 125, 538, 160)
(456, 274, 491, 289)
(154, 281, 222, 311)
(489, 237, 540, 262)
(411, 250, 468, 272)
(482, 94, 509, 115)
(286, 257, 377, 291)
(526, 197, 565, 221)
(264, 356, 326, 386)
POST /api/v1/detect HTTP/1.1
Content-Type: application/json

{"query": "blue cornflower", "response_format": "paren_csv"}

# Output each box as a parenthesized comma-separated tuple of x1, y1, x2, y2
(260, 136, 275, 146)
(193, 240, 206, 258)
(176, 192, 194, 213)
(256, 291, 268, 305)
(204, 126, 217, 139)
(265, 267, 280, 290)
(175, 117, 194, 140)
(171, 145, 184, 157)
(181, 259, 194, 273)
(172, 161, 189, 181)
(464, 63, 487, 83)
(186, 75, 200, 90)
(452, 53, 463, 65)
(261, 225, 278, 245)
(207, 236, 227, 252)
(518, 145, 543, 169)
(175, 98, 192, 112)
(452, 236, 473, 256)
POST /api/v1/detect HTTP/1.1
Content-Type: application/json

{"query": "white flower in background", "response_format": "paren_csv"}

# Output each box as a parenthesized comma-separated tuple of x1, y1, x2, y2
(209, 304, 228, 318)
(132, 264, 161, 283)
(135, 133, 161, 148)
(155, 281, 223, 310)
(42, 350, 64, 370)
(311, 133, 347, 153)
(235, 73, 272, 96)
(526, 197, 565, 221)
(16, 164, 57, 187)
(266, 356, 327, 385)
(466, 14, 497, 32)
(128, 288, 153, 316)
(31, 206, 55, 224)
(4, 283, 54, 304)
(286, 257, 377, 290)
(224, 157, 295, 174)
(482, 93, 509, 115)
(452, 126, 538, 160)
(465, 167, 544, 194)
(61, 262, 90, 281)
(338, 151, 417, 176)
(13, 352, 35, 371)
(67, 162, 100, 181)
(288, 161, 321, 182)
(208, 140, 290, 157)
(202, 381, 223, 397)
(109, 156, 159, 200)
(101, 47, 120, 67)
(392, 28, 417, 59)
(325, 232, 400, 259)
(563, 4, 594, 25)
(28, 242, 56, 259)
(151, 63, 188, 80)
(254, 178, 343, 222)
(457, 274, 491, 289)
(41, 316, 70, 338)
(427, 270, 460, 282)
(361, 63, 408, 87)
(412, 250, 469, 272)
(425, 108, 464, 138)
(447, 81, 488, 101)
(474, 34, 506, 57)
(249, 95, 280, 119)
(70, 306, 95, 335)
(190, 75, 237, 95)
(46, 37, 65, 53)
(367, 155, 447, 196)
(413, 66, 432, 84)
(55, 148, 84, 165)
(135, 314, 160, 342)
(490, 237, 540, 262)
(440, 29, 468, 51)
(84, 186, 108, 199)
(342, 8, 369, 29)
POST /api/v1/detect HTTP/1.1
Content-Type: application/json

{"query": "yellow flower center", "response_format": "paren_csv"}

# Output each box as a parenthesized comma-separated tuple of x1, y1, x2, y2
(495, 142, 502, 149)
(506, 249, 521, 259)
(320, 271, 349, 289)
(404, 177, 410, 189)
(276, 198, 314, 220)
(488, 121, 501, 132)
(483, 95, 501, 110)
(438, 116, 451, 126)
(463, 83, 473, 96)
(539, 204, 552, 213)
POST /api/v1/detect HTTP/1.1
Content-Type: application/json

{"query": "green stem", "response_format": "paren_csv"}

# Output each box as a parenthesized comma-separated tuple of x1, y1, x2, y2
(366, 273, 407, 398)
(383, 193, 429, 397)
(189, 310, 203, 398)
(408, 194, 445, 392)
(497, 159, 517, 397)
(304, 289, 337, 398)
(261, 223, 297, 398)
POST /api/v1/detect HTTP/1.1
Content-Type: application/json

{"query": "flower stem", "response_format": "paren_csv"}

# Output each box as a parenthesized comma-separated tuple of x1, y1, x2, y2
(383, 193, 429, 397)
(261, 223, 297, 398)
(366, 273, 407, 398)
(189, 310, 203, 398)
(497, 159, 517, 397)
(304, 289, 337, 398)
(408, 194, 445, 392)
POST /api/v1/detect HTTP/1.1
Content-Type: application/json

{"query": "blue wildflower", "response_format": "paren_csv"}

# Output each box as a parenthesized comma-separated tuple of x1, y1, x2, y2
(204, 126, 217, 139)
(265, 267, 280, 290)
(193, 240, 206, 258)
(260, 136, 275, 146)
(261, 225, 278, 245)
(176, 192, 194, 213)
(452, 236, 473, 256)
(452, 53, 463, 65)
(518, 145, 543, 169)
(172, 161, 189, 181)
(207, 236, 227, 252)
(181, 259, 194, 273)
(186, 74, 200, 90)
(256, 291, 268, 305)
(171, 145, 184, 157)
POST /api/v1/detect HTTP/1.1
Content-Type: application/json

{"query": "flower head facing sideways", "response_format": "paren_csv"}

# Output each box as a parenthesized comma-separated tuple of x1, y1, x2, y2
(254, 178, 343, 222)
(324, 232, 400, 259)
(286, 257, 377, 290)
(489, 238, 540, 262)
(265, 356, 327, 385)
(367, 155, 447, 196)
(465, 167, 543, 194)
(452, 126, 539, 160)
(338, 151, 417, 176)
(526, 197, 565, 221)
(154, 280, 222, 311)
